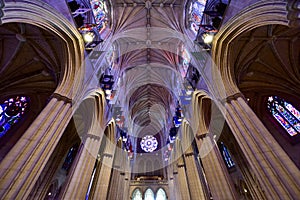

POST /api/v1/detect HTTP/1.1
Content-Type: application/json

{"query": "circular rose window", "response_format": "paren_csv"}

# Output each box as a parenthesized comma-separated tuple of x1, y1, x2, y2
(140, 135, 158, 152)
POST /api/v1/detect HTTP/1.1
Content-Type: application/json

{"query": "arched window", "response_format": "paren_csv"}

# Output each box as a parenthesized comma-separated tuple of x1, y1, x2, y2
(0, 96, 29, 138)
(180, 48, 191, 78)
(89, 0, 109, 34)
(132, 188, 142, 200)
(62, 143, 79, 173)
(144, 188, 154, 200)
(219, 142, 235, 168)
(156, 188, 167, 200)
(189, 0, 207, 35)
(267, 96, 299, 136)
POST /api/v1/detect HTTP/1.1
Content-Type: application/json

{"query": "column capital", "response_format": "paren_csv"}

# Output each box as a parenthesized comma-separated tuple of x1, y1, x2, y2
(196, 132, 208, 140)
(103, 153, 113, 158)
(220, 92, 245, 104)
(52, 93, 73, 104)
(184, 151, 194, 157)
(177, 163, 185, 168)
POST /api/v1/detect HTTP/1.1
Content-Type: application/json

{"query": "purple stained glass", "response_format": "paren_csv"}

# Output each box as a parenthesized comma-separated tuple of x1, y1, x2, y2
(189, 0, 207, 35)
(267, 96, 299, 136)
(284, 102, 300, 121)
(0, 96, 29, 138)
(273, 112, 297, 136)
(90, 0, 108, 33)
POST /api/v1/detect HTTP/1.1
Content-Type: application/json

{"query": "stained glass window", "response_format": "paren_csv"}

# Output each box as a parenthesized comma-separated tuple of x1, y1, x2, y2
(132, 189, 142, 200)
(62, 144, 79, 173)
(144, 188, 154, 200)
(0, 96, 29, 138)
(181, 48, 191, 78)
(90, 0, 108, 34)
(140, 135, 158, 153)
(189, 0, 207, 35)
(156, 188, 167, 200)
(219, 142, 235, 168)
(267, 96, 299, 136)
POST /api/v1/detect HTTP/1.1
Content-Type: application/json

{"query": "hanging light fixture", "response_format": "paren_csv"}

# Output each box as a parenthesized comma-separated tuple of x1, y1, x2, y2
(202, 32, 214, 44)
(83, 31, 95, 43)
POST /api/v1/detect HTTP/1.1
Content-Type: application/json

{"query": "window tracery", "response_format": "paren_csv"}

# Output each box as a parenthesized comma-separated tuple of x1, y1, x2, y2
(140, 135, 158, 153)
(219, 142, 235, 168)
(132, 189, 142, 200)
(144, 188, 154, 200)
(156, 188, 167, 200)
(267, 96, 299, 136)
(189, 0, 207, 35)
(0, 96, 29, 138)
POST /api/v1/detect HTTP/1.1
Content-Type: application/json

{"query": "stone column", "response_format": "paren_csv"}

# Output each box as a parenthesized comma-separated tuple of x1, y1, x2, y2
(197, 134, 238, 200)
(107, 147, 124, 200)
(115, 152, 129, 200)
(168, 163, 177, 200)
(184, 148, 206, 200)
(122, 156, 131, 200)
(0, 96, 72, 199)
(92, 139, 115, 200)
(60, 133, 103, 199)
(172, 161, 181, 200)
(177, 156, 191, 200)
(224, 95, 300, 199)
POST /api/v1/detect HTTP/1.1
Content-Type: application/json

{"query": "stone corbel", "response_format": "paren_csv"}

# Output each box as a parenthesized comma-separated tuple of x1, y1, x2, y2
(0, 0, 4, 24)
(287, 0, 300, 27)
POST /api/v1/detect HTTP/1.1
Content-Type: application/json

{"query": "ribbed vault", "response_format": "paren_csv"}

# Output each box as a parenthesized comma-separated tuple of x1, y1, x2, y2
(110, 0, 188, 145)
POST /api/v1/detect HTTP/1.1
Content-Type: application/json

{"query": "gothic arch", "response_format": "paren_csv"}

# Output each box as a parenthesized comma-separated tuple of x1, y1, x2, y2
(2, 0, 85, 98)
(212, 0, 300, 168)
(212, 0, 289, 97)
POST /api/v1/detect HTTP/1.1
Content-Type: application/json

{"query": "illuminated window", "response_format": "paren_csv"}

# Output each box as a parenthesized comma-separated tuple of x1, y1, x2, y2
(189, 0, 207, 35)
(62, 144, 79, 173)
(219, 142, 235, 168)
(144, 188, 154, 200)
(180, 48, 191, 78)
(140, 135, 158, 153)
(267, 96, 299, 136)
(90, 0, 108, 34)
(0, 96, 29, 138)
(132, 189, 142, 200)
(156, 188, 167, 200)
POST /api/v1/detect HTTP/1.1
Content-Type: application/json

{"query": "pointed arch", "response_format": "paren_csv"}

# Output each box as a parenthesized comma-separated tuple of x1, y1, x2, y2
(144, 188, 154, 200)
(2, 0, 85, 98)
(156, 188, 167, 200)
(212, 0, 289, 97)
(132, 188, 142, 200)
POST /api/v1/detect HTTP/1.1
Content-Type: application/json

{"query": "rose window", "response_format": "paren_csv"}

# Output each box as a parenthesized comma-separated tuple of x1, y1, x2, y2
(140, 135, 158, 152)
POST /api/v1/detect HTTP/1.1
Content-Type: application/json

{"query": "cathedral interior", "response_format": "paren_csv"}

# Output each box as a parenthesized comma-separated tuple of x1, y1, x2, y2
(0, 0, 299, 199)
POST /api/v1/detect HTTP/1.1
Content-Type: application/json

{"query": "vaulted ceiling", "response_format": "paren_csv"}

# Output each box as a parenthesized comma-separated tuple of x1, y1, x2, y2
(109, 0, 190, 140)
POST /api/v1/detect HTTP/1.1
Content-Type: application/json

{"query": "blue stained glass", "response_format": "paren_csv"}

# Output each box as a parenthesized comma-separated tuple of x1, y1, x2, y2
(284, 102, 300, 121)
(219, 142, 235, 168)
(62, 144, 79, 172)
(90, 0, 108, 33)
(189, 0, 207, 35)
(267, 96, 299, 136)
(0, 96, 29, 138)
